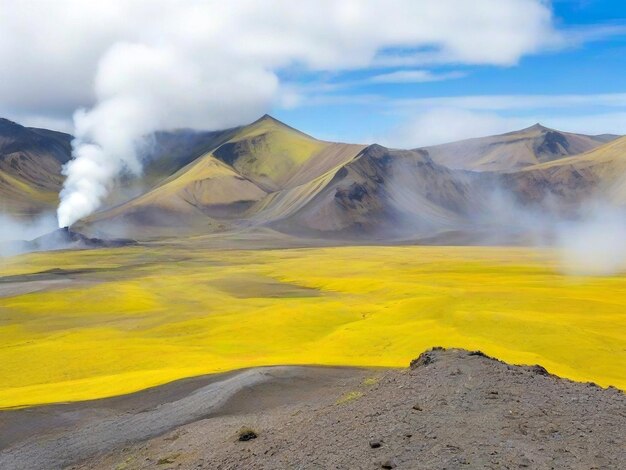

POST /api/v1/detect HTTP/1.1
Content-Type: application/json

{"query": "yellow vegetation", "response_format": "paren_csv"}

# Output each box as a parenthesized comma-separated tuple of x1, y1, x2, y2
(224, 116, 328, 188)
(336, 391, 363, 404)
(0, 244, 624, 408)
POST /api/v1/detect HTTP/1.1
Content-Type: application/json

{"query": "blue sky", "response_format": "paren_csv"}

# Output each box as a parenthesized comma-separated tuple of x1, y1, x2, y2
(273, 0, 626, 146)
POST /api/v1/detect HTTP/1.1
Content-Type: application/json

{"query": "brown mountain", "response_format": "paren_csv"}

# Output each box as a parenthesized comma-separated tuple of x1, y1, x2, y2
(269, 144, 486, 239)
(86, 115, 365, 237)
(503, 135, 626, 209)
(3, 114, 625, 243)
(0, 118, 71, 216)
(421, 124, 618, 172)
(84, 117, 626, 241)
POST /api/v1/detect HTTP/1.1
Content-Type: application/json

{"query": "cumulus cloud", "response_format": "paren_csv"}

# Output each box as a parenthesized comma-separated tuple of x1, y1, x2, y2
(0, 0, 563, 126)
(0, 0, 567, 225)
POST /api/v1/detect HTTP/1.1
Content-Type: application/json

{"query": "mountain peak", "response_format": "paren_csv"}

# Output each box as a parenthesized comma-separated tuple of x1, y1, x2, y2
(524, 123, 550, 132)
(245, 113, 316, 139)
(254, 113, 283, 125)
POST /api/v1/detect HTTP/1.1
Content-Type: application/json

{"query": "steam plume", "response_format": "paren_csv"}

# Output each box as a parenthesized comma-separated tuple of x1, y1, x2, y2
(56, 43, 276, 227)
(57, 98, 151, 227)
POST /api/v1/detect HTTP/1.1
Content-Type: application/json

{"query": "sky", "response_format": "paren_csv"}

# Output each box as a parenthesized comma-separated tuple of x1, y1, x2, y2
(1, 0, 625, 149)
(273, 0, 626, 146)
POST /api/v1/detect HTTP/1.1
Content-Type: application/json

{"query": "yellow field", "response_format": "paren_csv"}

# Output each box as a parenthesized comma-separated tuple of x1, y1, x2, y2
(0, 244, 624, 408)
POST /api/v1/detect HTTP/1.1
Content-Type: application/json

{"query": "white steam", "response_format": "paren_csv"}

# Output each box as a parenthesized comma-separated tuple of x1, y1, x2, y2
(57, 43, 276, 227)
(387, 157, 626, 276)
(0, 213, 58, 243)
(557, 208, 626, 276)
(477, 193, 626, 276)
(0, 213, 59, 257)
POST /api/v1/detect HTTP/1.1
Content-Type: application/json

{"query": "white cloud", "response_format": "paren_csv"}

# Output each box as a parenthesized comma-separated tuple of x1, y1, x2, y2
(280, 69, 466, 107)
(0, 0, 562, 128)
(0, 0, 572, 225)
(373, 23, 626, 68)
(369, 70, 465, 83)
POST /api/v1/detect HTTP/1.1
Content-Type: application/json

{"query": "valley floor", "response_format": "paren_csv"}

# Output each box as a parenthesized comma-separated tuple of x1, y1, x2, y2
(0, 240, 625, 410)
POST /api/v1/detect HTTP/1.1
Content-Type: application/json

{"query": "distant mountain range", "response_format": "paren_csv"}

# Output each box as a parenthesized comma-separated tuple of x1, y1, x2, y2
(422, 123, 619, 172)
(1, 114, 624, 242)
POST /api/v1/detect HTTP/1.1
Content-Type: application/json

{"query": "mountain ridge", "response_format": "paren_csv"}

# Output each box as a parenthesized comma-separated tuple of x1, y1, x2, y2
(419, 123, 618, 172)
(2, 114, 624, 243)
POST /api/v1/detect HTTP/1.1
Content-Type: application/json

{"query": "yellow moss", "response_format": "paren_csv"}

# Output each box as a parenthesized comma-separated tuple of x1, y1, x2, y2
(362, 377, 379, 386)
(0, 245, 625, 408)
(221, 117, 328, 187)
(336, 390, 363, 404)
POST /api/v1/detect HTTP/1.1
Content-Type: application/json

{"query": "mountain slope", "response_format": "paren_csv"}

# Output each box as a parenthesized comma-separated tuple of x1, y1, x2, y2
(89, 153, 268, 232)
(0, 118, 72, 216)
(270, 145, 488, 238)
(504, 135, 626, 208)
(5, 114, 626, 243)
(87, 116, 366, 236)
(244, 142, 366, 223)
(98, 127, 241, 209)
(142, 127, 239, 186)
(422, 124, 618, 172)
(279, 136, 626, 239)
(214, 115, 356, 192)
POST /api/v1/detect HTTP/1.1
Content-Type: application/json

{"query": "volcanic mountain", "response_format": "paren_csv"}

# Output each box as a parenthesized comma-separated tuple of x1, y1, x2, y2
(2, 114, 624, 243)
(85, 117, 626, 241)
(85, 115, 366, 237)
(81, 116, 505, 240)
(420, 123, 618, 172)
(0, 117, 239, 217)
(268, 144, 487, 239)
(503, 135, 626, 208)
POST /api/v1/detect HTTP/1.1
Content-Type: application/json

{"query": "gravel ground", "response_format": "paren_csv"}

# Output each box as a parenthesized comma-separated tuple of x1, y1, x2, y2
(1, 348, 624, 469)
(0, 366, 367, 470)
